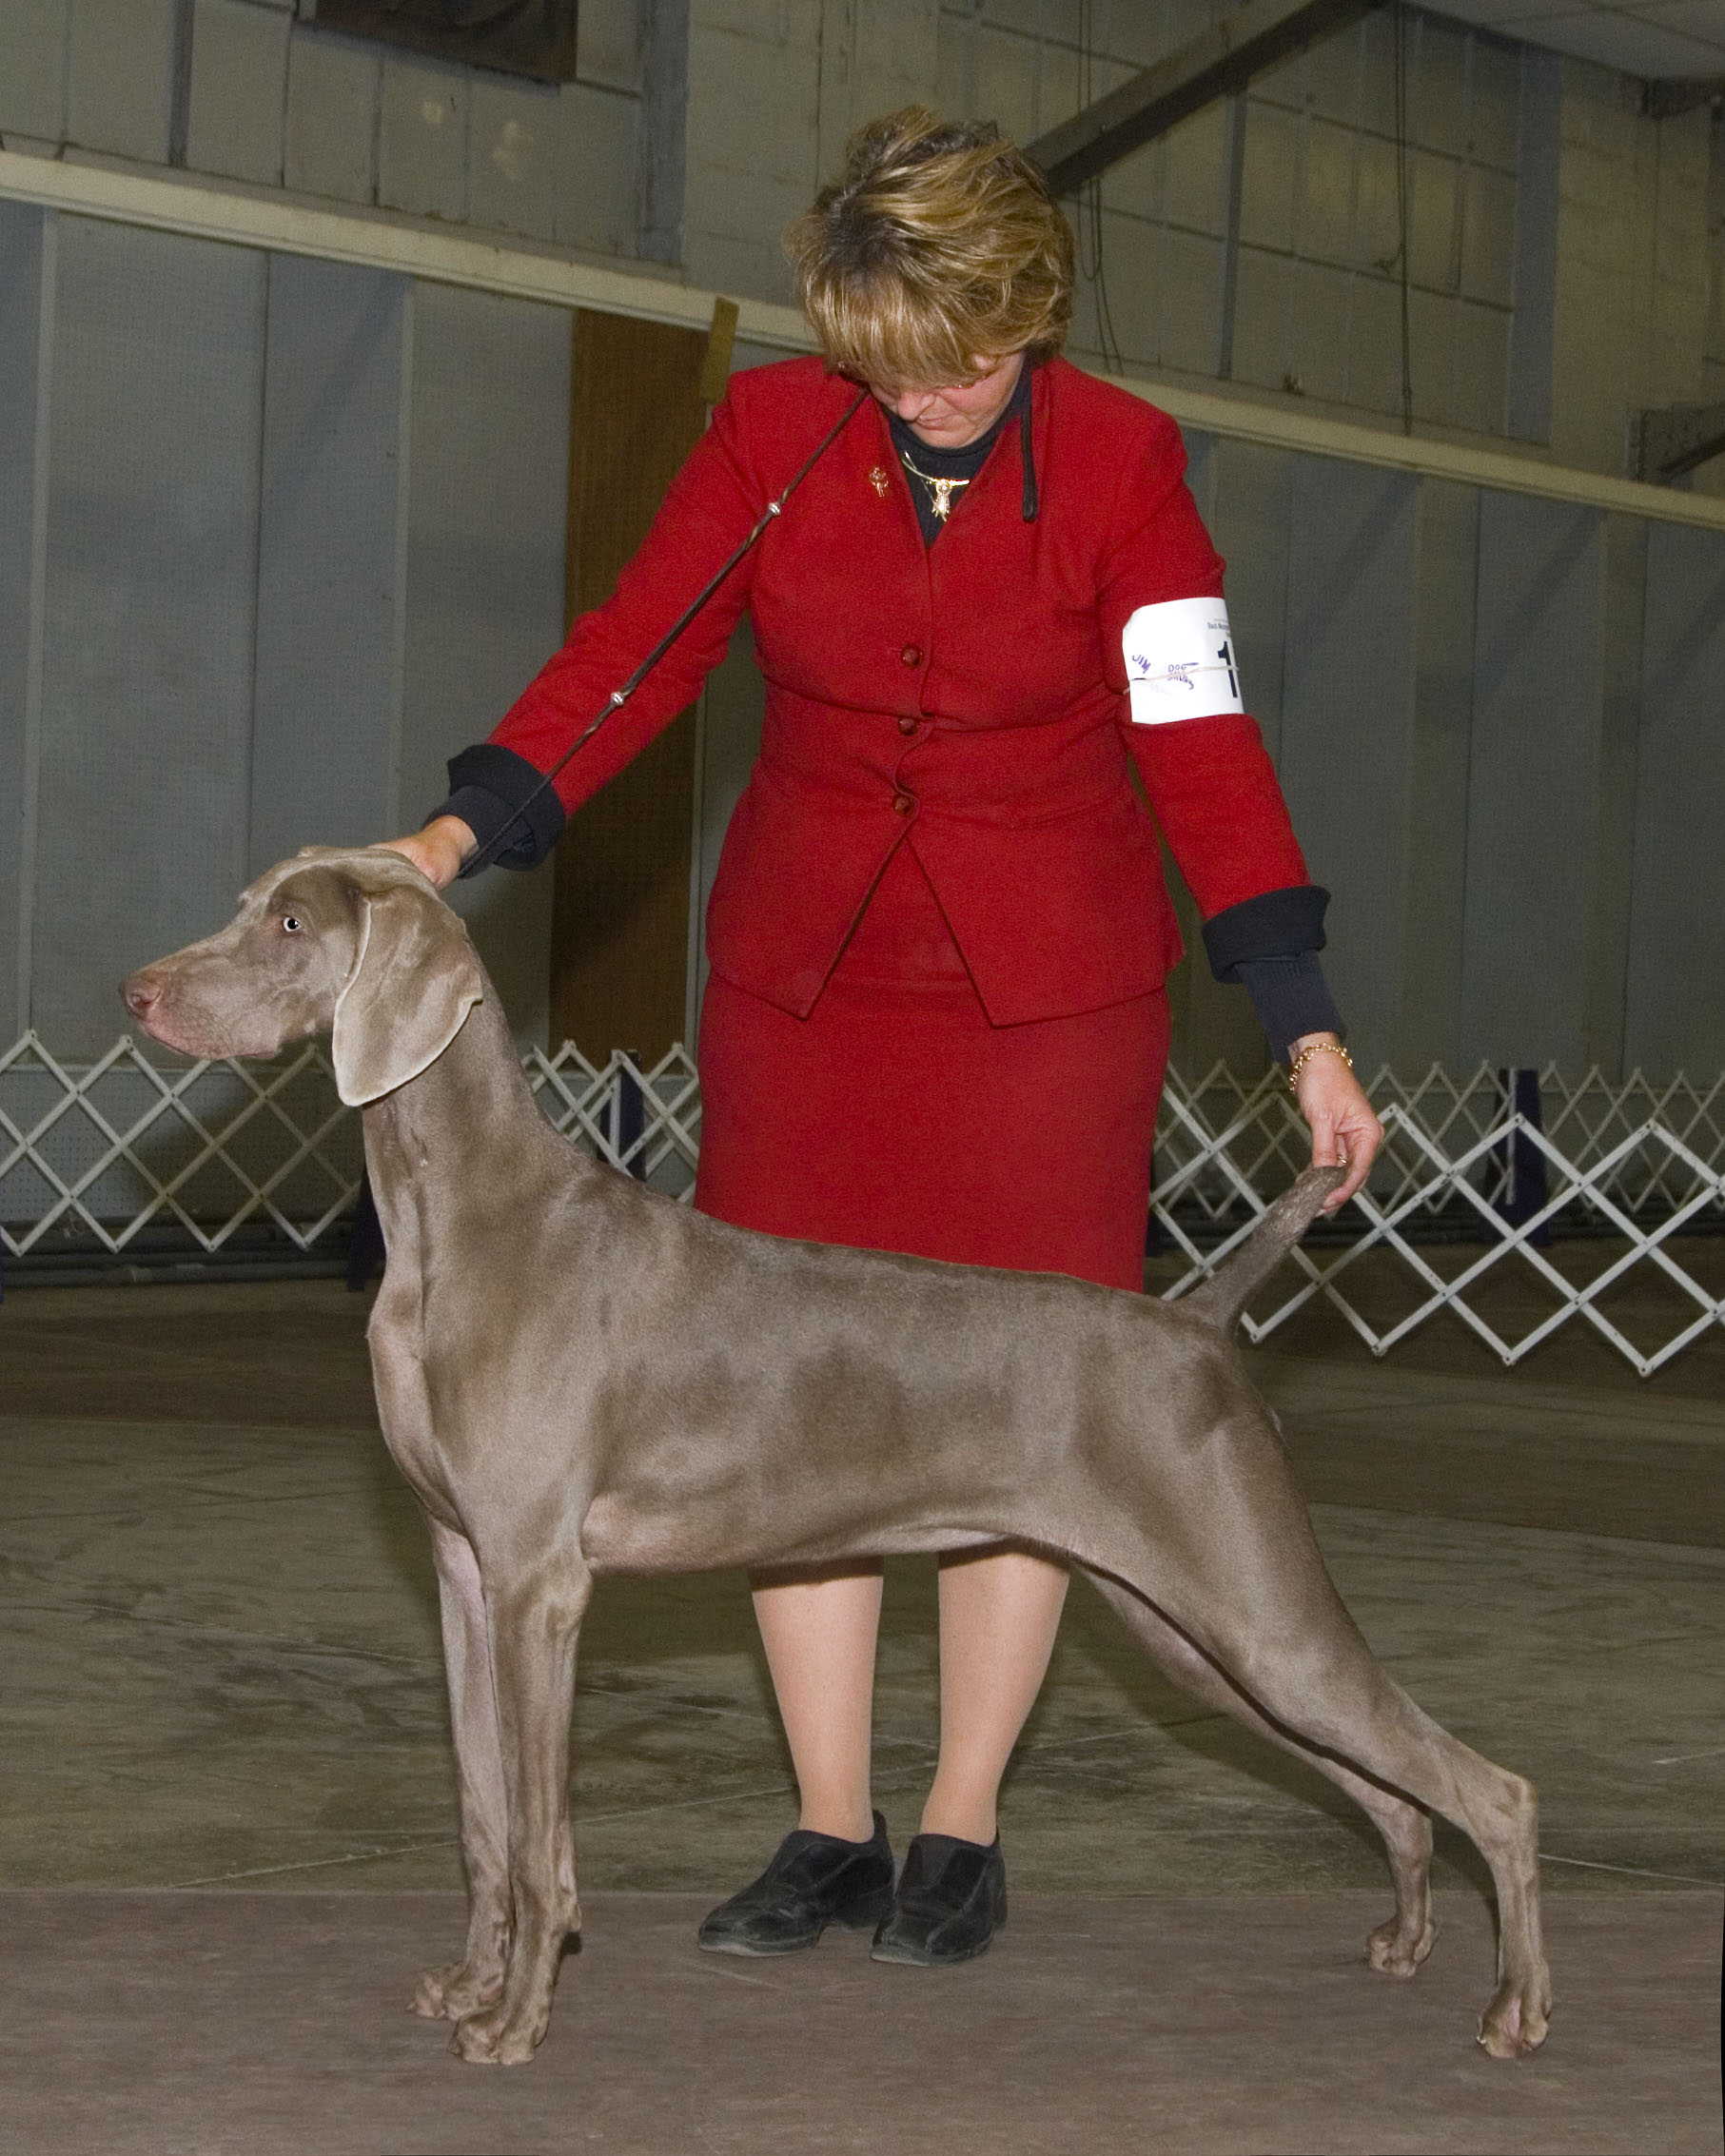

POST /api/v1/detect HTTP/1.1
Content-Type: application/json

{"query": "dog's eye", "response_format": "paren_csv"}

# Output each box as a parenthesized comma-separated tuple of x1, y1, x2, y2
(282, 915, 303, 933)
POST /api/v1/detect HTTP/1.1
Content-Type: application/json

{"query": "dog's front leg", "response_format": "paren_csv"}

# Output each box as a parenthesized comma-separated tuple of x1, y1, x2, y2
(449, 1555, 590, 2067)
(411, 1519, 512, 2024)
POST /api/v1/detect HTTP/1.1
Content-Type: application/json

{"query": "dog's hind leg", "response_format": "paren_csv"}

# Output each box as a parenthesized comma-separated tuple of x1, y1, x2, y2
(1083, 1569, 1436, 1976)
(448, 1551, 591, 2067)
(1239, 1631, 1545, 2056)
(1080, 1415, 1548, 2056)
(411, 1519, 512, 2024)
(1120, 1531, 1545, 2052)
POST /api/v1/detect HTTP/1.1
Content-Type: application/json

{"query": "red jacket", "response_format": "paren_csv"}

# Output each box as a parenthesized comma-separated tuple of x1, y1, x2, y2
(490, 354, 1310, 1026)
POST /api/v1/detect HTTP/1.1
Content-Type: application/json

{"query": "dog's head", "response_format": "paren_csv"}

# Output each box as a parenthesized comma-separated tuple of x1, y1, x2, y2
(121, 849, 484, 1106)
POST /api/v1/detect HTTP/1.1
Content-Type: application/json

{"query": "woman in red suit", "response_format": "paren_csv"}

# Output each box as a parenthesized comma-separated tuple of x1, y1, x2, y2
(385, 108, 1381, 1969)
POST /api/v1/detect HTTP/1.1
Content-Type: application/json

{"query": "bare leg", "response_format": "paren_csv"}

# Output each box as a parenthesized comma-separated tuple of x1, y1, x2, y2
(751, 1559, 885, 1842)
(922, 1545, 1069, 1843)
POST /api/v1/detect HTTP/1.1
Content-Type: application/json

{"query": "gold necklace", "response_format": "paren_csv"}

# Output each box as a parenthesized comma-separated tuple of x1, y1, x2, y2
(897, 446, 971, 522)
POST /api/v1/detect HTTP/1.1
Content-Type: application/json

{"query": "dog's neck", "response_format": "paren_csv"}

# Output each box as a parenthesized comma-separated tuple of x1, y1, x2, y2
(358, 981, 591, 1239)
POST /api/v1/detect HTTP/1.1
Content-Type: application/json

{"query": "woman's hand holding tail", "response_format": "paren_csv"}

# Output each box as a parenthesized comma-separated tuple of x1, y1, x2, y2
(1289, 1034, 1382, 1210)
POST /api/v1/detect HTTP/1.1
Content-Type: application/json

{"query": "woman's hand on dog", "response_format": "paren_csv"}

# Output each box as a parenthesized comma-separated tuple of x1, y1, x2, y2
(377, 816, 476, 891)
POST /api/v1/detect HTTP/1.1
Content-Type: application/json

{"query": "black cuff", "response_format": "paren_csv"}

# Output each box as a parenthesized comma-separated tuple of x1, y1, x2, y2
(1201, 885, 1330, 982)
(1236, 953, 1346, 1064)
(426, 743, 567, 874)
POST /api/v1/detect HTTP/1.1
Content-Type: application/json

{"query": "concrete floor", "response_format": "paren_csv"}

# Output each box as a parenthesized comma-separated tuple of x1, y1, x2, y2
(1, 1275, 1720, 2153)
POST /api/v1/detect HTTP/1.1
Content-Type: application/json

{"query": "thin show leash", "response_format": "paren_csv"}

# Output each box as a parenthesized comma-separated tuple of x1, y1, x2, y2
(459, 390, 872, 880)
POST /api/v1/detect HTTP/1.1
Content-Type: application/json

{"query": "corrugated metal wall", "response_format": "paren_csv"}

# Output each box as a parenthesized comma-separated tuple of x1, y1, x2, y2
(1177, 427, 1725, 1077)
(0, 0, 641, 258)
(0, 202, 565, 1057)
(0, 200, 47, 1049)
(0, 209, 1720, 1078)
(934, 3, 1525, 433)
(33, 217, 265, 1050)
(1629, 523, 1725, 1076)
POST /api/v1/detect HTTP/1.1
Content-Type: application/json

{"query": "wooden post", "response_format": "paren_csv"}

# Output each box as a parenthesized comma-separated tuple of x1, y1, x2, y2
(547, 308, 713, 1060)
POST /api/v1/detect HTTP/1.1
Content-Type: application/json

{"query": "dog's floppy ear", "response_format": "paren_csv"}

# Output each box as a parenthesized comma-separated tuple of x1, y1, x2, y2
(329, 880, 483, 1107)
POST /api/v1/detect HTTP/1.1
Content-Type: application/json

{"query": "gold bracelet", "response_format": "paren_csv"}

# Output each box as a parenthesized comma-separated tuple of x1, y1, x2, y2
(1287, 1041, 1353, 1092)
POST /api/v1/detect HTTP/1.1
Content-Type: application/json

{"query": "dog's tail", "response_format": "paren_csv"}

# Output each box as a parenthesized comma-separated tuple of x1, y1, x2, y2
(1178, 1163, 1346, 1334)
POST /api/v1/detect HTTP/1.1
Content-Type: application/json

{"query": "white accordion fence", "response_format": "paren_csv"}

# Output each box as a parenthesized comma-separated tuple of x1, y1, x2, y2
(1153, 1061, 1724, 1378)
(2, 1033, 1721, 1378)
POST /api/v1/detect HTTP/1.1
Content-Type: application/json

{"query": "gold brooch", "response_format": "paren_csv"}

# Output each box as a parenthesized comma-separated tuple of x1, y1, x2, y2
(868, 465, 890, 498)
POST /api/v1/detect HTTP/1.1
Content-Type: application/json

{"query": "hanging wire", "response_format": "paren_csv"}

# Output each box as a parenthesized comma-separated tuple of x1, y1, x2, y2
(1076, 0, 1127, 374)
(1393, 4, 1415, 434)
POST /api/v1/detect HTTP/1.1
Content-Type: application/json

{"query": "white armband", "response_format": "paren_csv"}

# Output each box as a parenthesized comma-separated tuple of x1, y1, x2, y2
(1123, 598, 1245, 724)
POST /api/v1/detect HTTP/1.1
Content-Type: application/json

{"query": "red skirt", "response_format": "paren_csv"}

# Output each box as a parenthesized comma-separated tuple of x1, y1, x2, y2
(694, 843, 1168, 1292)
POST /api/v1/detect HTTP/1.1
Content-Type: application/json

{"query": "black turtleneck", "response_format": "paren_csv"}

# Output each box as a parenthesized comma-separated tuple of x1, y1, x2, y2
(887, 362, 1033, 545)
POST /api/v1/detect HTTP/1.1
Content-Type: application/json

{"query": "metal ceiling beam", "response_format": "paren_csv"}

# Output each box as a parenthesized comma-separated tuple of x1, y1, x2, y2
(8, 151, 1725, 533)
(1641, 76, 1725, 121)
(1633, 401, 1725, 485)
(1024, 0, 1387, 197)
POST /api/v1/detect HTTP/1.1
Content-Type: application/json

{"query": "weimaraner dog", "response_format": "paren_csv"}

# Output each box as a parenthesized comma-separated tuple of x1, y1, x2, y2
(123, 848, 1551, 2067)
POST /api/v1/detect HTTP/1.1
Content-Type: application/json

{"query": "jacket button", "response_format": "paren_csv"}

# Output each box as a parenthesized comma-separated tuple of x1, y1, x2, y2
(892, 793, 913, 814)
(897, 716, 917, 735)
(900, 644, 922, 666)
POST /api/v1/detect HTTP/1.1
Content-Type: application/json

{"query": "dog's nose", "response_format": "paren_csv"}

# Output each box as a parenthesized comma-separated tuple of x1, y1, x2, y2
(122, 970, 163, 1020)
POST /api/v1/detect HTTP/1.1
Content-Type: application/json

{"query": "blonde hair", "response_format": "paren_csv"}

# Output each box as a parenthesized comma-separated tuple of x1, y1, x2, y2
(784, 108, 1074, 392)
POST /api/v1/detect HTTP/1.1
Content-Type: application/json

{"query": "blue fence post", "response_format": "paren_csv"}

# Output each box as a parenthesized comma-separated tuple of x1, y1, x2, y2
(1488, 1067, 1551, 1246)
(345, 1172, 386, 1290)
(617, 1052, 648, 1182)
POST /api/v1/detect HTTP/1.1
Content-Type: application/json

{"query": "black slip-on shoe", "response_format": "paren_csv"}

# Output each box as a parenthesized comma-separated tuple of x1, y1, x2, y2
(696, 1813, 895, 1956)
(870, 1832, 1006, 1967)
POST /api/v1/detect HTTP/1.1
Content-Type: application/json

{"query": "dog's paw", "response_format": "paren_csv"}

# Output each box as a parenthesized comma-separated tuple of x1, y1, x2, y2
(1477, 1969, 1552, 2058)
(411, 1959, 503, 2023)
(450, 2001, 547, 2068)
(1364, 1910, 1437, 1978)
